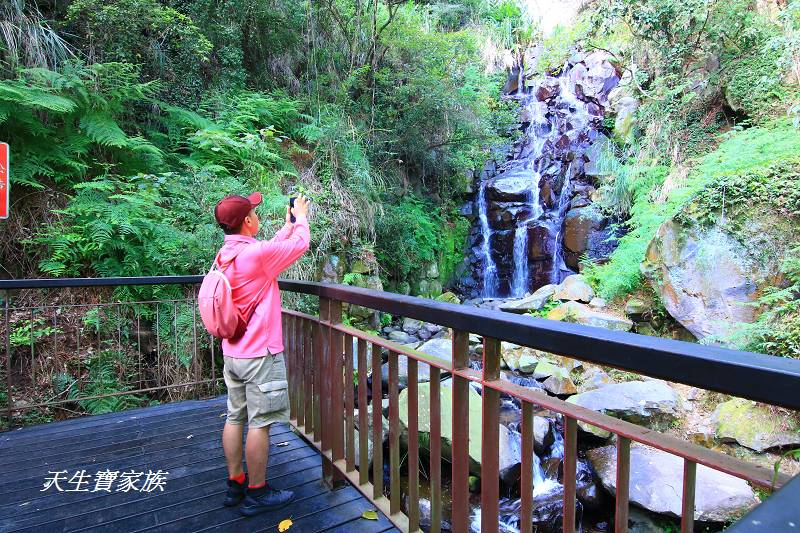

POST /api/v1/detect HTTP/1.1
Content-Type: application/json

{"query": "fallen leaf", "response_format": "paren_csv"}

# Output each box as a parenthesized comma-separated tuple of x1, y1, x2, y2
(276, 442, 290, 447)
(278, 518, 293, 531)
(186, 435, 193, 439)
(361, 510, 378, 520)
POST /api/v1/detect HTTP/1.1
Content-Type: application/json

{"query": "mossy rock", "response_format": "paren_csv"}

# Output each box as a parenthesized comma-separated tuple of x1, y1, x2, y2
(712, 398, 800, 452)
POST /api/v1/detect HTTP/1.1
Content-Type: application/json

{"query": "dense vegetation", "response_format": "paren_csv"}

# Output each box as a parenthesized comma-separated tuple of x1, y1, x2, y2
(2, 0, 800, 421)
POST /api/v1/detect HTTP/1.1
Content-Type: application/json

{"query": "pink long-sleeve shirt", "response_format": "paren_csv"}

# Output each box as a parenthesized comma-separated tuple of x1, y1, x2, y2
(218, 215, 310, 358)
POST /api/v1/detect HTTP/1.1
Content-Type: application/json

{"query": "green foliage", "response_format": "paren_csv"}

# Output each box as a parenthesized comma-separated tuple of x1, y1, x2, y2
(66, 0, 212, 103)
(0, 63, 160, 189)
(64, 349, 146, 414)
(375, 196, 440, 281)
(9, 316, 61, 347)
(585, 120, 800, 300)
(0, 0, 75, 73)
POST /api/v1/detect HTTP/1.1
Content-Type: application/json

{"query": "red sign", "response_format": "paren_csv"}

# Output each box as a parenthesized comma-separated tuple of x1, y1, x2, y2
(0, 142, 7, 219)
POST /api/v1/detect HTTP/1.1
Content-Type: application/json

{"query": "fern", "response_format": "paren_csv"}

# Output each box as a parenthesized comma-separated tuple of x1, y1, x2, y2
(79, 112, 128, 147)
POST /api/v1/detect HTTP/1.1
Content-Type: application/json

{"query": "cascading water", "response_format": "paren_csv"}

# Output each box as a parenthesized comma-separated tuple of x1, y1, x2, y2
(477, 181, 499, 298)
(464, 51, 620, 299)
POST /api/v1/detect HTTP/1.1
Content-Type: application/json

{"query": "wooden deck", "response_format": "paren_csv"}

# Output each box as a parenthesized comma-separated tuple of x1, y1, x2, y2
(0, 396, 399, 533)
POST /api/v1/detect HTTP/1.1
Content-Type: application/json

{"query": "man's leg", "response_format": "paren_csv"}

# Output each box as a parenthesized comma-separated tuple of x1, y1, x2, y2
(222, 422, 245, 477)
(245, 425, 270, 487)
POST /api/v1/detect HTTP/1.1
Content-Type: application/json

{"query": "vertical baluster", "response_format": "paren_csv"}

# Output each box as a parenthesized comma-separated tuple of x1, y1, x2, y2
(451, 330, 470, 533)
(345, 333, 355, 472)
(304, 319, 314, 434)
(481, 337, 501, 533)
(30, 308, 35, 386)
(520, 401, 534, 533)
(210, 333, 216, 395)
(615, 436, 631, 533)
(330, 300, 345, 470)
(563, 416, 578, 532)
(318, 299, 332, 482)
(296, 316, 305, 429)
(358, 338, 369, 485)
(407, 358, 420, 532)
(192, 291, 198, 396)
(430, 366, 442, 533)
(155, 305, 160, 386)
(371, 341, 383, 500)
(388, 350, 400, 514)
(681, 459, 697, 532)
(290, 315, 297, 421)
(135, 306, 141, 390)
(77, 324, 83, 393)
(313, 316, 323, 444)
(5, 295, 12, 427)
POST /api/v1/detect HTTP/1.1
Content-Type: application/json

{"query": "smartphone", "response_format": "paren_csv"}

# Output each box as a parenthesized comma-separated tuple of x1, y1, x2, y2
(289, 197, 296, 223)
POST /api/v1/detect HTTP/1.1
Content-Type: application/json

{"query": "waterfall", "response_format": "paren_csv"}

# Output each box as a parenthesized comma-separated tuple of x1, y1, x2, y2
(477, 181, 498, 297)
(463, 50, 619, 300)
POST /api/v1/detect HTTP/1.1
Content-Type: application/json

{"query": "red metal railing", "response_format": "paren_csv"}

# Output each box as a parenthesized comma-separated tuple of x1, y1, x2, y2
(279, 289, 799, 533)
(3, 277, 800, 532)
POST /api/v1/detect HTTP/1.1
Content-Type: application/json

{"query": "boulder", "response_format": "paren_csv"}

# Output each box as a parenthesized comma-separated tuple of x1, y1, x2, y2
(487, 166, 539, 202)
(624, 298, 652, 322)
(588, 297, 606, 309)
(614, 96, 640, 143)
(553, 275, 594, 302)
(417, 337, 453, 365)
(563, 207, 605, 261)
(425, 262, 439, 279)
(587, 443, 757, 521)
(547, 301, 633, 331)
(388, 330, 416, 345)
(712, 398, 800, 452)
(318, 254, 344, 283)
(436, 291, 461, 304)
(642, 216, 781, 340)
(533, 361, 568, 380)
(567, 381, 680, 437)
(402, 318, 424, 335)
(399, 379, 521, 479)
(577, 366, 613, 393)
(517, 353, 539, 374)
(543, 374, 577, 395)
(381, 357, 432, 390)
(350, 259, 371, 274)
(499, 284, 557, 313)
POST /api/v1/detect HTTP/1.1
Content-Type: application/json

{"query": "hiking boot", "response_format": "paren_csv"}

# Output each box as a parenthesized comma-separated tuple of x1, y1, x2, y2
(240, 486, 295, 516)
(223, 474, 248, 507)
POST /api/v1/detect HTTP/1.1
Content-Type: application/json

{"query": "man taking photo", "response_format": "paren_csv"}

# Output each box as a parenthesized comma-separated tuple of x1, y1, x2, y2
(212, 192, 310, 516)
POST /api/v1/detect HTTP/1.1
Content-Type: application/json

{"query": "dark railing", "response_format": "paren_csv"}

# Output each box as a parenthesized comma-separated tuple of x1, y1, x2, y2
(2, 276, 799, 533)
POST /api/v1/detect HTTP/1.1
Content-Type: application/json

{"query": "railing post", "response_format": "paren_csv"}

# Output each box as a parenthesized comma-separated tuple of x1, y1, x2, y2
(682, 459, 697, 532)
(563, 416, 578, 532)
(319, 297, 345, 488)
(4, 292, 12, 428)
(615, 436, 631, 533)
(451, 329, 470, 533)
(481, 337, 501, 533)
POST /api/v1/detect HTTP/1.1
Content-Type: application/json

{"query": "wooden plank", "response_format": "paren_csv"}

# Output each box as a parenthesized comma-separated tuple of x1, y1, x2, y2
(7, 455, 323, 533)
(0, 425, 294, 499)
(304, 318, 314, 434)
(1, 431, 316, 527)
(254, 495, 392, 532)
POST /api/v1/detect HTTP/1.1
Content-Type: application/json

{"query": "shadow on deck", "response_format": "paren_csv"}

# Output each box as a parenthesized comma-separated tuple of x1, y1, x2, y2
(0, 396, 398, 533)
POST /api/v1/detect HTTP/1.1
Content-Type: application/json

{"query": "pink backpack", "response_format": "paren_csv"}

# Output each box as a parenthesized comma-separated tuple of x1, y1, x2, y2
(198, 248, 249, 340)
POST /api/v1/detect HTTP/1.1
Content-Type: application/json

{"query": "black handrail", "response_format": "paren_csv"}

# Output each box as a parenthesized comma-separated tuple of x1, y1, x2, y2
(4, 276, 800, 411)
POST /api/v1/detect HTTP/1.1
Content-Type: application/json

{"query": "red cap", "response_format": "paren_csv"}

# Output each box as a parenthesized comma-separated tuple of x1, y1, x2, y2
(214, 192, 263, 229)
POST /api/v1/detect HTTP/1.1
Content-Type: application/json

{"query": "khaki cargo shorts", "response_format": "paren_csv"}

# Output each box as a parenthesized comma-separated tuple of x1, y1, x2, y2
(223, 353, 290, 428)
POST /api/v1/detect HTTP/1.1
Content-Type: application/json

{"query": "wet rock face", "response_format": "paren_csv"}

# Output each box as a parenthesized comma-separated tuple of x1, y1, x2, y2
(642, 217, 776, 340)
(460, 50, 620, 299)
(587, 443, 757, 522)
